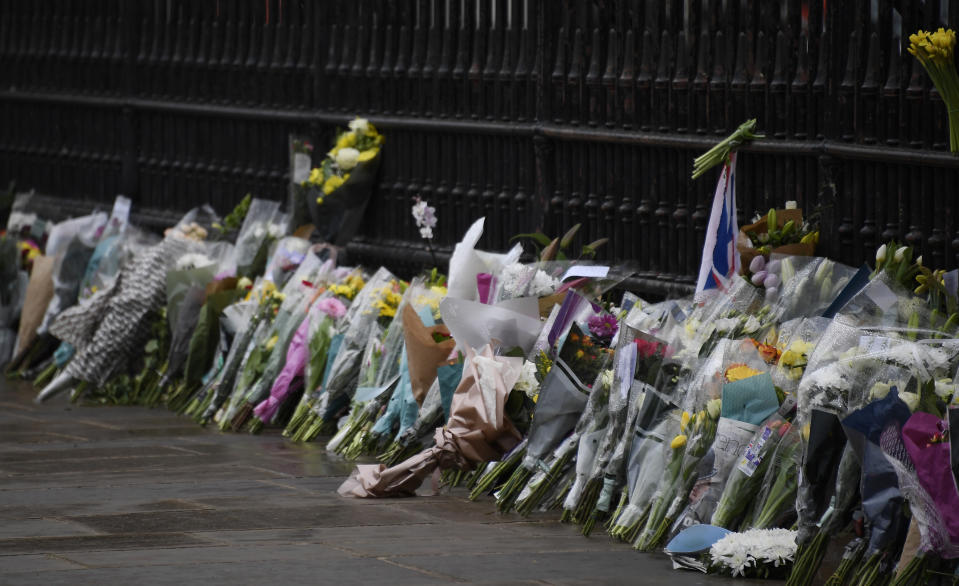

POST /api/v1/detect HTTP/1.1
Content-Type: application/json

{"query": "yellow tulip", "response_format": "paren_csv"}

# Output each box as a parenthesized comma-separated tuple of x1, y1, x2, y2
(671, 435, 687, 450)
(680, 411, 691, 431)
(357, 148, 378, 163)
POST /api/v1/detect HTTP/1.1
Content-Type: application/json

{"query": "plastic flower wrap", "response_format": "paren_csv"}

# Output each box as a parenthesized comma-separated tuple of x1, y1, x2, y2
(445, 217, 522, 303)
(635, 339, 738, 551)
(497, 319, 616, 514)
(214, 256, 327, 430)
(283, 267, 367, 439)
(143, 240, 235, 403)
(670, 339, 783, 536)
(228, 198, 286, 279)
(710, 413, 792, 530)
(338, 344, 524, 498)
(328, 278, 423, 458)
(296, 268, 399, 441)
(511, 360, 613, 516)
(192, 278, 285, 424)
(227, 255, 333, 430)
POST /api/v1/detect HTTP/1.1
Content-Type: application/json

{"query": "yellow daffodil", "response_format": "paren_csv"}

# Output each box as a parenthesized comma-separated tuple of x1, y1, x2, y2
(910, 28, 959, 151)
(671, 434, 687, 450)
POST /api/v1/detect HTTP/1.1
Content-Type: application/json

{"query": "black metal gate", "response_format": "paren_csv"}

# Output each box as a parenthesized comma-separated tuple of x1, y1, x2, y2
(2, 1, 959, 297)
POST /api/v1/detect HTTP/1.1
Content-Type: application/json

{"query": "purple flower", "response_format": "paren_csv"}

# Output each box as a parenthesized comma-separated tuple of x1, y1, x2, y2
(588, 313, 619, 340)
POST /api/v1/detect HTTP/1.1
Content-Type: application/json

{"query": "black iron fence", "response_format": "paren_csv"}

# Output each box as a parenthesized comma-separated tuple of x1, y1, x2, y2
(2, 1, 959, 297)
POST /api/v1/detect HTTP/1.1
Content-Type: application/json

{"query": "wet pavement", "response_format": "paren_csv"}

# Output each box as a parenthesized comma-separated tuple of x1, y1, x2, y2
(0, 380, 766, 585)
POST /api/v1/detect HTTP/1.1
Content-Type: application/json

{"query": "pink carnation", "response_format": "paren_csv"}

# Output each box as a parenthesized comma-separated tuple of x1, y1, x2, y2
(317, 297, 347, 319)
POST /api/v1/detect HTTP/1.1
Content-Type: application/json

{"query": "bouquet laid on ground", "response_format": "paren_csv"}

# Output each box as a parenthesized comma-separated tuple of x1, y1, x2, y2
(23, 162, 959, 586)
(337, 344, 524, 498)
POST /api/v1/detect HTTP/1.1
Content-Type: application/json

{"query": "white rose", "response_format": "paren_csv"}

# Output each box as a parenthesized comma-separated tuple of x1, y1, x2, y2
(335, 147, 360, 171)
(348, 118, 370, 135)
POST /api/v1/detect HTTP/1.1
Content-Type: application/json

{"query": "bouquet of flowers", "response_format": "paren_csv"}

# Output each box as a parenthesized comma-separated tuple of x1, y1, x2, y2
(283, 267, 366, 438)
(709, 528, 797, 578)
(338, 344, 524, 498)
(738, 206, 818, 282)
(710, 412, 792, 530)
(192, 279, 284, 424)
(908, 28, 959, 152)
(230, 198, 286, 279)
(217, 254, 330, 431)
(37, 210, 202, 402)
(635, 341, 730, 551)
(227, 254, 333, 431)
(294, 267, 400, 442)
(326, 277, 419, 458)
(365, 284, 453, 456)
(303, 117, 384, 247)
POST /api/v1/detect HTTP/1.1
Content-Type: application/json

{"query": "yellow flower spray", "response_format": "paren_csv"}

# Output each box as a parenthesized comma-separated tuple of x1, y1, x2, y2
(909, 28, 959, 152)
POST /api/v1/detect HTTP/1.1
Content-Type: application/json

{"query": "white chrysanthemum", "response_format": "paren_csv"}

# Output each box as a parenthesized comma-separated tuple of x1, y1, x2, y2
(348, 117, 370, 134)
(335, 147, 360, 170)
(710, 528, 797, 577)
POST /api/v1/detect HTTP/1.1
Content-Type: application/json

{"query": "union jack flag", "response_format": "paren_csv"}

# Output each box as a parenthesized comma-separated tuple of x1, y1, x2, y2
(696, 153, 740, 295)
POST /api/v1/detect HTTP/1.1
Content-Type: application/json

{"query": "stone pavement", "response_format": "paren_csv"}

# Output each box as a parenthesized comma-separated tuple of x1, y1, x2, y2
(0, 380, 769, 585)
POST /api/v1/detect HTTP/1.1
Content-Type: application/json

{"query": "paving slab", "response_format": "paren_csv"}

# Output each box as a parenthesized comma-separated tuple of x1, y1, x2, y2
(0, 379, 774, 585)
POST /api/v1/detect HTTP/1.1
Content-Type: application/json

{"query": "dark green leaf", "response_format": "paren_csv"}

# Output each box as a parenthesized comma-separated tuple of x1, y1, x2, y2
(509, 231, 553, 247)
